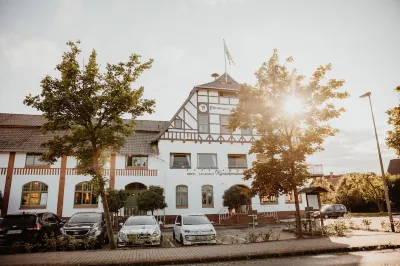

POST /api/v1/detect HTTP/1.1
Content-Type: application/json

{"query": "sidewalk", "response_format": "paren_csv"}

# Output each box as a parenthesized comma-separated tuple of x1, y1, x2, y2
(1, 233, 399, 266)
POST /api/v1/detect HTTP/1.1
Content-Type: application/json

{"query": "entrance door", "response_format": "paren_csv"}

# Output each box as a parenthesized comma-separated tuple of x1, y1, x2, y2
(124, 183, 147, 216)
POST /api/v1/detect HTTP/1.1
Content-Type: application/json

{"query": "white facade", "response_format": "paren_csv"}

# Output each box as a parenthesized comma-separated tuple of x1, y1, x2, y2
(0, 74, 308, 219)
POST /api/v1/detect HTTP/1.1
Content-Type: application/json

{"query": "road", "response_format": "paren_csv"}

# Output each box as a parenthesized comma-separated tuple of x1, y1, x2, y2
(174, 249, 400, 266)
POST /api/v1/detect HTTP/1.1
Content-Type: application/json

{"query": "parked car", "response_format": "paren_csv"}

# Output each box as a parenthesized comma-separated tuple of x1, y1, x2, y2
(60, 212, 108, 249)
(117, 215, 162, 247)
(173, 214, 216, 245)
(313, 204, 347, 219)
(0, 212, 65, 247)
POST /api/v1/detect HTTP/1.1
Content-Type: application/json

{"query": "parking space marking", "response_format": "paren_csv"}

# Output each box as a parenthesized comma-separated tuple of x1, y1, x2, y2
(167, 238, 175, 247)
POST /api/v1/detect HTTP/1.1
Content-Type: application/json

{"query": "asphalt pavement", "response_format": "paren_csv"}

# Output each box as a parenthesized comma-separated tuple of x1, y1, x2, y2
(175, 249, 400, 266)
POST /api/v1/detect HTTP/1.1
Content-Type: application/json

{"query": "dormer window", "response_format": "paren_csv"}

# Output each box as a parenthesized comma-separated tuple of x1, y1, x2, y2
(126, 155, 148, 168)
(218, 91, 237, 98)
(25, 153, 47, 166)
(174, 118, 182, 129)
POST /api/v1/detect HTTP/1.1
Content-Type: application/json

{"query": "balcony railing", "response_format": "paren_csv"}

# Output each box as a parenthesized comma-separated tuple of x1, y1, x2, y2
(7, 167, 157, 176)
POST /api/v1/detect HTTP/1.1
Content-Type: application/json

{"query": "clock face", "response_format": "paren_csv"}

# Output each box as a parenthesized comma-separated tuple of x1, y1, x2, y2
(199, 103, 208, 113)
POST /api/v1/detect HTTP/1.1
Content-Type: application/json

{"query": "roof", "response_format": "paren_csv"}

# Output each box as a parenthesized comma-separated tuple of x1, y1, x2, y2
(299, 187, 329, 194)
(388, 159, 400, 175)
(0, 113, 168, 155)
(195, 73, 240, 91)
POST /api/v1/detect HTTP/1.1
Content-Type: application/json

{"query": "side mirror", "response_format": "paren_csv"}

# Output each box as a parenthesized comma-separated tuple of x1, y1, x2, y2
(119, 223, 123, 227)
(210, 221, 215, 224)
(62, 219, 67, 224)
(175, 222, 181, 226)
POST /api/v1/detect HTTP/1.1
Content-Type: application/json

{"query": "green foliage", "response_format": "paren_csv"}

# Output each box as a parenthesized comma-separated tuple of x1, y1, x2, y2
(335, 174, 367, 211)
(259, 228, 273, 241)
(230, 49, 348, 238)
(137, 186, 167, 215)
(310, 178, 335, 203)
(23, 40, 155, 250)
(380, 220, 391, 232)
(222, 186, 250, 212)
(336, 173, 385, 212)
(324, 218, 347, 236)
(386, 86, 400, 156)
(245, 232, 259, 243)
(106, 188, 128, 213)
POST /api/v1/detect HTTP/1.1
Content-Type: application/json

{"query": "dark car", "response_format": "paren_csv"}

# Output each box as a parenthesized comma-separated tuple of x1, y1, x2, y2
(313, 204, 347, 219)
(0, 212, 65, 247)
(60, 212, 108, 249)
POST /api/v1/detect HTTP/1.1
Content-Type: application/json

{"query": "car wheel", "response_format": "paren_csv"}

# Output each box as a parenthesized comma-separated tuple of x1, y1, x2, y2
(324, 214, 329, 219)
(104, 233, 109, 244)
(180, 234, 184, 246)
(173, 231, 175, 241)
(95, 236, 103, 249)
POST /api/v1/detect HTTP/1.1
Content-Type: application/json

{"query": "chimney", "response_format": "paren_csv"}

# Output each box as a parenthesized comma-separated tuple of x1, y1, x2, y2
(330, 172, 333, 178)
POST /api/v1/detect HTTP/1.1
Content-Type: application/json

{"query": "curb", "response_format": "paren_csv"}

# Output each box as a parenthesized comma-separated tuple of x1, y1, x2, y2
(75, 244, 400, 266)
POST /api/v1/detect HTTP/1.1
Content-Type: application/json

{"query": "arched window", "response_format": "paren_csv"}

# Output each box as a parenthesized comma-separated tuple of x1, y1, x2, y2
(74, 182, 98, 206)
(176, 185, 188, 208)
(202, 185, 213, 207)
(21, 181, 48, 207)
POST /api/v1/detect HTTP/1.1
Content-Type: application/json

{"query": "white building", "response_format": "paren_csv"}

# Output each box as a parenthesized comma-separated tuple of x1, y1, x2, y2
(0, 73, 311, 223)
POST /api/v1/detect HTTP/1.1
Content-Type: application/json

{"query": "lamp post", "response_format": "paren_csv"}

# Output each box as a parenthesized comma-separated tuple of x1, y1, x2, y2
(359, 92, 395, 232)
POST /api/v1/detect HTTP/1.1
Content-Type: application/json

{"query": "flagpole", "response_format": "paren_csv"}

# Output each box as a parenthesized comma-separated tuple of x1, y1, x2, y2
(223, 39, 227, 83)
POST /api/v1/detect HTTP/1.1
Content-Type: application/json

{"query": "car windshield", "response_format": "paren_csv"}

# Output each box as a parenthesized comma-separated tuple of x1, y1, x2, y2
(1, 215, 37, 226)
(183, 215, 210, 225)
(125, 216, 155, 226)
(321, 205, 332, 211)
(68, 213, 101, 223)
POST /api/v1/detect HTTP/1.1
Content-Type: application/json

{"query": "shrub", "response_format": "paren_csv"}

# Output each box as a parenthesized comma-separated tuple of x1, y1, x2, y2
(245, 232, 259, 243)
(380, 220, 391, 232)
(394, 220, 400, 233)
(260, 228, 273, 242)
(24, 243, 36, 253)
(362, 218, 372, 230)
(43, 233, 57, 251)
(324, 219, 346, 236)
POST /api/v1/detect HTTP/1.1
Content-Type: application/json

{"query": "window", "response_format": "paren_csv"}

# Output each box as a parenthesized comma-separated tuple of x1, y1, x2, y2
(197, 154, 217, 169)
(220, 115, 231, 134)
(126, 155, 148, 168)
(25, 153, 47, 166)
(218, 91, 237, 98)
(285, 190, 302, 203)
(21, 181, 48, 207)
(198, 114, 209, 133)
(170, 153, 191, 169)
(260, 195, 278, 204)
(202, 185, 213, 207)
(174, 118, 182, 129)
(74, 182, 98, 206)
(241, 127, 252, 135)
(228, 154, 247, 169)
(176, 185, 188, 208)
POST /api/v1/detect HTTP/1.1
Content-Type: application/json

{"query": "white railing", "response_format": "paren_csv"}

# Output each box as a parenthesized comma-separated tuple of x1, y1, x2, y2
(218, 207, 232, 224)
(251, 204, 279, 222)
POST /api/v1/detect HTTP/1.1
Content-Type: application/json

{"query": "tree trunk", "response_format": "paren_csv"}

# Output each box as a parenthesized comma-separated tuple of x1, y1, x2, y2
(293, 187, 303, 238)
(100, 187, 117, 249)
(377, 201, 384, 213)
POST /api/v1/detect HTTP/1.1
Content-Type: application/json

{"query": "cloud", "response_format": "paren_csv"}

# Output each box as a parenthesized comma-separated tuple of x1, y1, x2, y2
(204, 0, 246, 5)
(54, 0, 84, 28)
(0, 35, 60, 72)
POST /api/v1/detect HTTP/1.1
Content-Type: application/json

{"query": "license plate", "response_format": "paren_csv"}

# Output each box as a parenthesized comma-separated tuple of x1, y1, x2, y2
(196, 236, 210, 241)
(7, 230, 22, 234)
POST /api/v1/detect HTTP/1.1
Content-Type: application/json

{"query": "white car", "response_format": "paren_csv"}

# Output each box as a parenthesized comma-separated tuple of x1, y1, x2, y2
(173, 214, 217, 245)
(117, 215, 162, 247)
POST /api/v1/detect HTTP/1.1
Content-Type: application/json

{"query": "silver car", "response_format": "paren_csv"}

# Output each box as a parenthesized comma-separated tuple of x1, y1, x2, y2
(117, 215, 162, 247)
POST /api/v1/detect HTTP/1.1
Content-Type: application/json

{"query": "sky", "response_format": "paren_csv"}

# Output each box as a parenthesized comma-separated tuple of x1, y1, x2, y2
(0, 0, 399, 175)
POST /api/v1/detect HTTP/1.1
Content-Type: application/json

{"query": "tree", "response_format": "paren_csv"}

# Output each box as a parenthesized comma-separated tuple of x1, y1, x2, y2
(388, 174, 400, 211)
(355, 173, 385, 213)
(386, 86, 400, 155)
(107, 188, 128, 213)
(222, 186, 251, 223)
(310, 178, 335, 204)
(230, 49, 349, 238)
(137, 186, 167, 215)
(23, 41, 155, 249)
(335, 174, 361, 210)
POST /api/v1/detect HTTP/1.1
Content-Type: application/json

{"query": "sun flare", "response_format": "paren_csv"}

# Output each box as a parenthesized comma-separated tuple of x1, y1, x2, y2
(284, 96, 303, 115)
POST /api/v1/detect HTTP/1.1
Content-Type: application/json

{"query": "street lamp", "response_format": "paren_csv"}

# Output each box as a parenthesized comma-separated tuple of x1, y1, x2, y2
(359, 92, 395, 232)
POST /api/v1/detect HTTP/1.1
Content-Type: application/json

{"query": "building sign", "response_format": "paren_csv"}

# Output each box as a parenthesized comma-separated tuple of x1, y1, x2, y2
(209, 104, 235, 115)
(198, 103, 208, 113)
(187, 169, 244, 176)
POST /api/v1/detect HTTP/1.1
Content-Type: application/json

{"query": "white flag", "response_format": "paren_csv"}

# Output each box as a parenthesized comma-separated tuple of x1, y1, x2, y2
(224, 40, 235, 65)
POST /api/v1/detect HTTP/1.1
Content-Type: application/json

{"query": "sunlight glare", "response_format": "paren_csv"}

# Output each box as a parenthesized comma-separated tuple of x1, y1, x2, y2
(284, 96, 303, 115)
